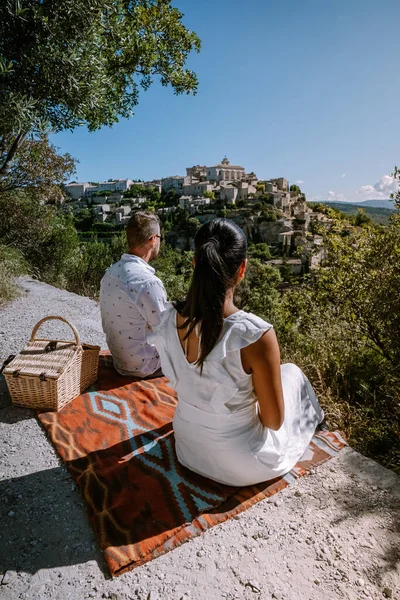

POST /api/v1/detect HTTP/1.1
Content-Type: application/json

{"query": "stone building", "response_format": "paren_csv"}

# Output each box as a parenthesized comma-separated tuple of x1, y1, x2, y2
(271, 192, 292, 213)
(186, 165, 207, 184)
(182, 181, 215, 197)
(161, 176, 188, 193)
(65, 182, 96, 199)
(92, 192, 124, 204)
(206, 157, 245, 182)
(220, 186, 238, 204)
(179, 196, 211, 214)
(268, 177, 289, 192)
(97, 179, 134, 193)
(115, 205, 131, 224)
(264, 181, 278, 194)
(65, 179, 134, 199)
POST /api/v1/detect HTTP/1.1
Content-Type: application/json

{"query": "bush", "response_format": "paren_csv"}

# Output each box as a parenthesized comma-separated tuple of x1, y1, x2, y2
(0, 190, 79, 284)
(235, 258, 281, 322)
(274, 219, 400, 472)
(258, 194, 274, 206)
(63, 234, 127, 298)
(0, 245, 28, 303)
(91, 222, 120, 232)
(152, 245, 193, 301)
(258, 212, 277, 223)
(249, 243, 271, 261)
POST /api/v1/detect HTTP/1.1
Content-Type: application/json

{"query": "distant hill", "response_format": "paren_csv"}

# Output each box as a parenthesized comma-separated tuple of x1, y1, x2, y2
(315, 201, 397, 225)
(319, 198, 395, 209)
(356, 199, 395, 209)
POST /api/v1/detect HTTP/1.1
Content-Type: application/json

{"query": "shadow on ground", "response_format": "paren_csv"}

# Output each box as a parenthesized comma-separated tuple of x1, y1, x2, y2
(0, 466, 109, 577)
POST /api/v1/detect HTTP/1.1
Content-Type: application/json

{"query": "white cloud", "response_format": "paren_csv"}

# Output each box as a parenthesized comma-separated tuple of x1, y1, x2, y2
(341, 173, 346, 178)
(295, 180, 304, 185)
(357, 174, 399, 199)
(328, 190, 345, 202)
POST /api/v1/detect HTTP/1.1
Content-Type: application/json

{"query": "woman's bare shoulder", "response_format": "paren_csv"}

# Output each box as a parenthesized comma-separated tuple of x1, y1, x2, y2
(241, 328, 280, 372)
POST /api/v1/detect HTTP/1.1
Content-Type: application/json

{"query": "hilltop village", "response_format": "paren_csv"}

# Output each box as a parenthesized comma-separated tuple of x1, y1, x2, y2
(64, 157, 332, 275)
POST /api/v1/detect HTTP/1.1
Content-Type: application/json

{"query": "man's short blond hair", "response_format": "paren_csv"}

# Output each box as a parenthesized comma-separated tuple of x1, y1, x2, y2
(126, 211, 160, 248)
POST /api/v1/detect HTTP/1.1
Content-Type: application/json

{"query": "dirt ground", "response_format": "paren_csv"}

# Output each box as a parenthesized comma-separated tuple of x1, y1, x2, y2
(0, 278, 399, 600)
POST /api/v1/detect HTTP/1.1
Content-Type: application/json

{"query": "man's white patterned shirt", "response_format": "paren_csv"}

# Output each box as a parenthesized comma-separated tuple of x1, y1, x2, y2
(100, 254, 167, 377)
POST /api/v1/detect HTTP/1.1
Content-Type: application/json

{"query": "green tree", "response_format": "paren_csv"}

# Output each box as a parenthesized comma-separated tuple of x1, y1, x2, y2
(258, 193, 274, 205)
(391, 165, 400, 211)
(351, 207, 372, 227)
(162, 188, 180, 207)
(64, 232, 127, 297)
(249, 243, 271, 261)
(144, 186, 161, 204)
(124, 184, 161, 203)
(92, 190, 111, 198)
(152, 245, 193, 301)
(203, 190, 215, 200)
(235, 258, 281, 322)
(316, 222, 400, 366)
(0, 190, 79, 281)
(0, 245, 28, 303)
(258, 208, 277, 223)
(290, 184, 301, 193)
(0, 0, 201, 172)
(274, 212, 400, 469)
(185, 217, 201, 236)
(279, 260, 294, 283)
(74, 208, 96, 231)
(0, 134, 75, 200)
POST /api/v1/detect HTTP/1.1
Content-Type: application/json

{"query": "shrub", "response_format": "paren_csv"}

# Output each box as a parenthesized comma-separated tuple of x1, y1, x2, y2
(152, 245, 193, 302)
(274, 219, 400, 472)
(258, 212, 277, 223)
(63, 233, 127, 298)
(249, 243, 272, 261)
(0, 190, 79, 284)
(235, 258, 281, 322)
(0, 245, 28, 303)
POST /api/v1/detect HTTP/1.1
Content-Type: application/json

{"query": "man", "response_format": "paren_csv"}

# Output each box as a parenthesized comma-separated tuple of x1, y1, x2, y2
(100, 211, 167, 378)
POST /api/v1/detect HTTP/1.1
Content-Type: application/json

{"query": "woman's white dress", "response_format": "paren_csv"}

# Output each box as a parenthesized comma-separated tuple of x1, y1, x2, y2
(149, 304, 324, 486)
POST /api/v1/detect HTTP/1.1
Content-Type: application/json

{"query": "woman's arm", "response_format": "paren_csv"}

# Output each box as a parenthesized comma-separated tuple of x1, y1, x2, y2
(241, 329, 284, 430)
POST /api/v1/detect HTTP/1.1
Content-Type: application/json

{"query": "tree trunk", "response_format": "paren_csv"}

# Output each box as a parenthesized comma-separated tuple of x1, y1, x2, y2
(0, 131, 27, 175)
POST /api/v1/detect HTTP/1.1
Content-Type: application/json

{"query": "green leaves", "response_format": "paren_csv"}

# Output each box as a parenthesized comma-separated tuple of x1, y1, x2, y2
(0, 134, 76, 196)
(391, 166, 400, 212)
(273, 213, 400, 471)
(0, 0, 200, 138)
(235, 258, 281, 322)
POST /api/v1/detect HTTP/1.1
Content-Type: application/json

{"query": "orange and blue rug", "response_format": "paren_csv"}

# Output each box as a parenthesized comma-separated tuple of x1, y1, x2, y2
(38, 355, 346, 577)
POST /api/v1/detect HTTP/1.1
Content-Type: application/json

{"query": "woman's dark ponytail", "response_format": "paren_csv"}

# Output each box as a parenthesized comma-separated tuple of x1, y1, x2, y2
(175, 219, 247, 371)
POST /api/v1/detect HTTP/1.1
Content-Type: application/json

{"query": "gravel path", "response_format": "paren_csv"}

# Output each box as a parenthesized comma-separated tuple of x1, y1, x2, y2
(0, 277, 399, 600)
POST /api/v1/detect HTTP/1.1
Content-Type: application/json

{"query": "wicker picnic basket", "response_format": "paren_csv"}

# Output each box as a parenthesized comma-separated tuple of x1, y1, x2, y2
(2, 315, 100, 411)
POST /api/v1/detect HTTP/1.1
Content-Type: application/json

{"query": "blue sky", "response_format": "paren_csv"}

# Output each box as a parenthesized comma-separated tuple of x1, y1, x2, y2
(51, 0, 400, 203)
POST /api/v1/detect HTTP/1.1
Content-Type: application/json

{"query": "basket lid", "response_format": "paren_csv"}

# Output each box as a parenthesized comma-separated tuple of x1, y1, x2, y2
(3, 340, 81, 379)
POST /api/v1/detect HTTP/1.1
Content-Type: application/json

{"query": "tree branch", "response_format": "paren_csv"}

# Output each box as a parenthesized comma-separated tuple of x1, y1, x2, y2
(0, 132, 27, 175)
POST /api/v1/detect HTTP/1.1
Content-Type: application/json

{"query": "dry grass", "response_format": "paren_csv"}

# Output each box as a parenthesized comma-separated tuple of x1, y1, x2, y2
(0, 245, 28, 304)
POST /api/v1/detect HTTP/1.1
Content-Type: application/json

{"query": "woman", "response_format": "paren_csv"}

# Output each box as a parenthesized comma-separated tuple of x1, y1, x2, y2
(150, 219, 324, 486)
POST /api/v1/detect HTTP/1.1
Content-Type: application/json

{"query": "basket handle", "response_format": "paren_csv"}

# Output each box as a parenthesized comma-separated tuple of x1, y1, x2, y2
(30, 316, 81, 346)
